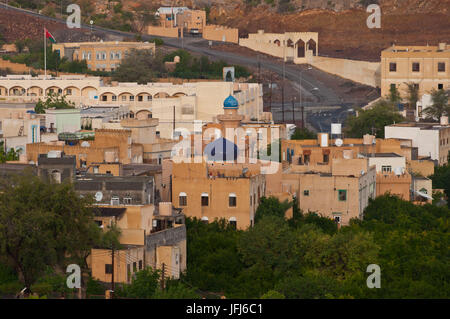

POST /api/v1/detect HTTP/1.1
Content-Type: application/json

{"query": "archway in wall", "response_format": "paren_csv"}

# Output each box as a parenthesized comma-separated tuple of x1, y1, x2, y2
(286, 39, 294, 48)
(154, 92, 169, 99)
(28, 86, 43, 96)
(172, 92, 187, 97)
(0, 86, 8, 96)
(9, 86, 26, 96)
(307, 39, 317, 56)
(274, 39, 281, 47)
(296, 39, 306, 58)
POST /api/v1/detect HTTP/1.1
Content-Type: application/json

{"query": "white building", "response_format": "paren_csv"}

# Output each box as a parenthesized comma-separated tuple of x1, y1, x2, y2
(385, 121, 450, 165)
(0, 75, 264, 139)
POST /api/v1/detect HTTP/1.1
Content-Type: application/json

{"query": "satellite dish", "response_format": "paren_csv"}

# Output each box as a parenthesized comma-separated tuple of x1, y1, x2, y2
(394, 167, 402, 176)
(95, 192, 103, 202)
(81, 141, 90, 148)
(335, 138, 343, 147)
(242, 167, 249, 175)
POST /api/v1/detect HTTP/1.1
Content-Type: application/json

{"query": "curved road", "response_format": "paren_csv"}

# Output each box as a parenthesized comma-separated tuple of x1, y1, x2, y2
(0, 3, 355, 131)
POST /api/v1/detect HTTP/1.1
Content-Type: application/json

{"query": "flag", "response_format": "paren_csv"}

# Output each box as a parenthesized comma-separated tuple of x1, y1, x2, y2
(45, 28, 56, 43)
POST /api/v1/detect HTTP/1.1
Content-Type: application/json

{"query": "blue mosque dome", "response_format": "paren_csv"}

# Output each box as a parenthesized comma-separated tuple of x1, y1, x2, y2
(223, 95, 239, 109)
(204, 137, 238, 162)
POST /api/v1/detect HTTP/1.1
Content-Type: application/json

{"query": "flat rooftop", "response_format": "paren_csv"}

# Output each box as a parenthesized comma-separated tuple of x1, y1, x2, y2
(382, 44, 450, 53)
(387, 122, 450, 130)
(365, 153, 403, 158)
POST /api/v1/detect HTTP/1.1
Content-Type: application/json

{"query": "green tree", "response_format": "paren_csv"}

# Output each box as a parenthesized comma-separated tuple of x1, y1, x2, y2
(344, 100, 404, 138)
(291, 127, 317, 140)
(254, 196, 292, 223)
(404, 82, 419, 109)
(117, 267, 160, 299)
(0, 171, 103, 290)
(35, 93, 75, 114)
(112, 49, 165, 84)
(423, 89, 449, 121)
(388, 85, 401, 104)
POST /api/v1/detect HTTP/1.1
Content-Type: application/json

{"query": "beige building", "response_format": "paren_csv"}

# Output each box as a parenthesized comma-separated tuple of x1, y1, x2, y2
(0, 75, 263, 139)
(239, 30, 318, 63)
(171, 162, 265, 230)
(381, 43, 450, 99)
(90, 202, 187, 284)
(52, 41, 156, 72)
(269, 158, 376, 225)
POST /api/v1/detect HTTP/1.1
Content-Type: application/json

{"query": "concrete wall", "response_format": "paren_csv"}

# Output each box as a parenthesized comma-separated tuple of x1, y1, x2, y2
(203, 25, 239, 44)
(311, 56, 381, 87)
(147, 26, 180, 38)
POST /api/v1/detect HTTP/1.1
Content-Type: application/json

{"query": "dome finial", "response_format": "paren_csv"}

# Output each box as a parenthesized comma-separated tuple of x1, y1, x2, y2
(223, 95, 239, 109)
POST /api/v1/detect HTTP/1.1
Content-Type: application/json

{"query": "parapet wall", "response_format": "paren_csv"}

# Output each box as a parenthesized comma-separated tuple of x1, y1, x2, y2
(203, 25, 239, 44)
(310, 56, 381, 88)
(147, 26, 180, 38)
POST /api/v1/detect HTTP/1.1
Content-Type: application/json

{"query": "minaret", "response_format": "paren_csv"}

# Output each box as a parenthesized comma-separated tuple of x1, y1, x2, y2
(217, 95, 244, 136)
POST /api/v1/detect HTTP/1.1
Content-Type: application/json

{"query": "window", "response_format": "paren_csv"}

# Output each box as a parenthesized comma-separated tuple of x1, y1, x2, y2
(112, 95, 117, 101)
(123, 197, 132, 205)
(66, 89, 72, 95)
(303, 190, 310, 196)
(229, 193, 237, 207)
(138, 95, 143, 102)
(139, 260, 143, 270)
(133, 262, 137, 272)
(333, 215, 341, 224)
(179, 192, 187, 206)
(229, 217, 237, 229)
(147, 95, 152, 101)
(382, 165, 392, 173)
(115, 52, 121, 59)
(390, 83, 396, 90)
(389, 62, 397, 72)
(105, 264, 113, 274)
(201, 193, 209, 206)
(129, 96, 134, 102)
(110, 52, 115, 60)
(102, 95, 107, 101)
(338, 190, 347, 201)
(127, 264, 131, 282)
(438, 83, 444, 90)
(412, 62, 420, 72)
(111, 197, 120, 205)
(122, 95, 127, 101)
(438, 62, 446, 72)
(323, 154, 329, 163)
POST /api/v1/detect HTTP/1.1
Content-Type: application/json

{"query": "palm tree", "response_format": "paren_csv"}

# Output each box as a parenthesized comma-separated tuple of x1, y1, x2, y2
(423, 89, 450, 121)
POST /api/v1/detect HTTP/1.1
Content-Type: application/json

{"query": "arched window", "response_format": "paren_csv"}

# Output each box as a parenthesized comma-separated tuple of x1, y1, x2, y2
(201, 192, 209, 207)
(229, 193, 237, 207)
(179, 192, 187, 206)
(229, 217, 237, 229)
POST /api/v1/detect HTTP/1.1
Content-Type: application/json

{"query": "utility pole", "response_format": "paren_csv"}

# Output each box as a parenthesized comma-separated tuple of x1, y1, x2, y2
(173, 105, 175, 138)
(269, 73, 273, 112)
(301, 105, 305, 129)
(291, 97, 295, 125)
(111, 244, 115, 299)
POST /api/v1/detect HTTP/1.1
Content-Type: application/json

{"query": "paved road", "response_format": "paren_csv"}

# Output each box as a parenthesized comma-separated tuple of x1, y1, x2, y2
(0, 3, 356, 132)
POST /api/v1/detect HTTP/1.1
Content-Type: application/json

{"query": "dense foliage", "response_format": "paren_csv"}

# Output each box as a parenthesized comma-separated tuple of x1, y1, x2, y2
(184, 195, 449, 298)
(430, 161, 450, 208)
(291, 127, 317, 140)
(0, 141, 21, 163)
(344, 100, 405, 138)
(35, 92, 75, 114)
(163, 50, 251, 80)
(0, 171, 119, 291)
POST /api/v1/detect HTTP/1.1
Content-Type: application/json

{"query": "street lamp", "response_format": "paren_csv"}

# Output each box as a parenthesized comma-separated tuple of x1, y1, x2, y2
(299, 65, 313, 129)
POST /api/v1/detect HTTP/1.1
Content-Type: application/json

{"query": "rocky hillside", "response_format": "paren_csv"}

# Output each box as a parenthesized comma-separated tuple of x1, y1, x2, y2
(1, 0, 449, 61)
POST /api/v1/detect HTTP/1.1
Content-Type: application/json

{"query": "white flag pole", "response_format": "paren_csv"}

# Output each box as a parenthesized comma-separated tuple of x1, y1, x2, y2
(44, 28, 47, 79)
